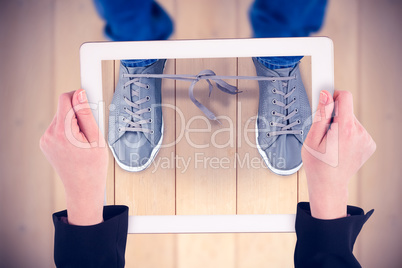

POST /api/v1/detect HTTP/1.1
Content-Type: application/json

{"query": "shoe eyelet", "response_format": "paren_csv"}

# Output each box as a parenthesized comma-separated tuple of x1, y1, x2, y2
(295, 108, 298, 113)
(148, 107, 152, 112)
(271, 79, 276, 83)
(118, 127, 122, 132)
(269, 122, 274, 126)
(293, 97, 297, 101)
(272, 88, 277, 93)
(272, 99, 277, 104)
(271, 111, 276, 115)
(146, 84, 150, 90)
(150, 130, 154, 134)
(300, 130, 304, 135)
(297, 119, 301, 124)
(149, 119, 153, 123)
(266, 133, 271, 137)
(146, 96, 150, 101)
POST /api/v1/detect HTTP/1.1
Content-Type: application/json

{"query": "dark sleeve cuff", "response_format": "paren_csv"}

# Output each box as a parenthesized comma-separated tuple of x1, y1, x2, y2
(53, 205, 129, 268)
(294, 202, 373, 268)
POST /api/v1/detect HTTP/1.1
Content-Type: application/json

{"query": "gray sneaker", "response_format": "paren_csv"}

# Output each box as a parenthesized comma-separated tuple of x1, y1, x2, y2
(253, 57, 311, 175)
(108, 59, 166, 172)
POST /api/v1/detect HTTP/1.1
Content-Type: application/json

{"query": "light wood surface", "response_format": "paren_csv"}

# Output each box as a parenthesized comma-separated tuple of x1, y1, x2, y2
(113, 57, 177, 267)
(0, 1, 55, 267)
(102, 60, 116, 205)
(1, 0, 402, 267)
(358, 2, 402, 267)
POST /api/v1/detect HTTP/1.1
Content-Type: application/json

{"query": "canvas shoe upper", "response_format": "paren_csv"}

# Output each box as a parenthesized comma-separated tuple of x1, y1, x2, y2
(108, 59, 166, 172)
(253, 57, 311, 175)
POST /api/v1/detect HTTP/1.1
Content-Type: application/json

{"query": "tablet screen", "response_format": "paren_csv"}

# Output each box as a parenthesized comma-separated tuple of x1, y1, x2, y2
(81, 38, 333, 233)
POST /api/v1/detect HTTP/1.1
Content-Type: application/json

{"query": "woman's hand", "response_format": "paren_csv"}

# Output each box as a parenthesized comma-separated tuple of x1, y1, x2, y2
(302, 90, 376, 219)
(40, 89, 108, 225)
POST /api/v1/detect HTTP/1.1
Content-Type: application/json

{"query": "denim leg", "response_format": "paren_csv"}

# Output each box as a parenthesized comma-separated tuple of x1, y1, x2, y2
(256, 56, 303, 69)
(93, 0, 173, 41)
(250, 0, 328, 69)
(249, 0, 328, 38)
(93, 0, 173, 66)
(121, 59, 158, 68)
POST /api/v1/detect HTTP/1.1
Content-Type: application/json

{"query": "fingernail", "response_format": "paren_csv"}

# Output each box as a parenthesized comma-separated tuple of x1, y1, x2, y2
(320, 91, 328, 105)
(78, 90, 87, 103)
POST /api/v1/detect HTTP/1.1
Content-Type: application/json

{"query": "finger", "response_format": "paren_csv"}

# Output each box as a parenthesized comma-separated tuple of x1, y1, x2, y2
(56, 91, 75, 132)
(71, 89, 100, 145)
(353, 115, 377, 158)
(71, 117, 88, 143)
(332, 90, 354, 124)
(306, 90, 334, 146)
(50, 113, 57, 128)
(47, 114, 58, 138)
(40, 113, 57, 153)
(46, 113, 57, 135)
(353, 114, 365, 131)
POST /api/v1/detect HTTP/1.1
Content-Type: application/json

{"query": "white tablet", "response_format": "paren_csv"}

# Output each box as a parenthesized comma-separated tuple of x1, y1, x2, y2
(80, 37, 334, 234)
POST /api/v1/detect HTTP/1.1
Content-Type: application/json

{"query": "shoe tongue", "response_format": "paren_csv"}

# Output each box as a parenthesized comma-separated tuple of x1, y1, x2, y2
(274, 67, 293, 77)
(125, 131, 141, 143)
(126, 65, 147, 74)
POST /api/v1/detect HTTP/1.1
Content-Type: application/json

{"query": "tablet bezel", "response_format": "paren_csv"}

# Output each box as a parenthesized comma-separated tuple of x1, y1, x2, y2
(80, 37, 334, 233)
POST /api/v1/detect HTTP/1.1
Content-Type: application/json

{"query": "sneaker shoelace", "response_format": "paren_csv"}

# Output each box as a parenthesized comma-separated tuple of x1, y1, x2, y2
(268, 81, 303, 137)
(123, 71, 298, 134)
(119, 76, 154, 134)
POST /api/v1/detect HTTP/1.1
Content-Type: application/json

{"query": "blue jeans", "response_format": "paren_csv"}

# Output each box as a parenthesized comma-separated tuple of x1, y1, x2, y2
(94, 0, 327, 69)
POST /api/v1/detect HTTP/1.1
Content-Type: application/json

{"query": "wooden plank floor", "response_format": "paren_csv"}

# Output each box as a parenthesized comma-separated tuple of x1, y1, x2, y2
(1, 0, 402, 267)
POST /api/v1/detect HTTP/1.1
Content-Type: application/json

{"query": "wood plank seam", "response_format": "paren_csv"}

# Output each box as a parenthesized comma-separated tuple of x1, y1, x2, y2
(174, 58, 178, 217)
(236, 57, 239, 216)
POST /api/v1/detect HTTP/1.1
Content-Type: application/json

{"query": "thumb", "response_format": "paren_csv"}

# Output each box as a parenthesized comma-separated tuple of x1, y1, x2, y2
(72, 89, 100, 145)
(306, 90, 334, 146)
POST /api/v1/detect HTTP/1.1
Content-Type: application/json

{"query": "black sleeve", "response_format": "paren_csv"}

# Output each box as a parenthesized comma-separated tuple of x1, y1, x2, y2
(52, 205, 129, 268)
(294, 202, 373, 268)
